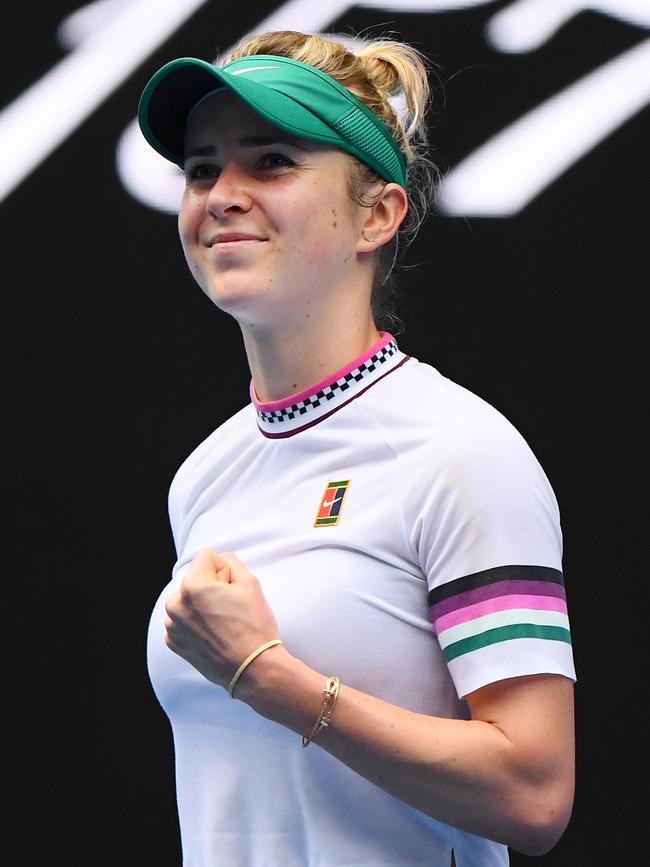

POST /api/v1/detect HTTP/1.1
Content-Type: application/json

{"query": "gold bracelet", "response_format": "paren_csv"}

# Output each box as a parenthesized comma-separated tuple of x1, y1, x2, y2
(301, 676, 341, 747)
(228, 639, 284, 698)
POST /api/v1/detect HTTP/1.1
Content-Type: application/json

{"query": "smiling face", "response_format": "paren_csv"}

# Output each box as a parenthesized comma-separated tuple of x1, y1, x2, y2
(178, 89, 373, 333)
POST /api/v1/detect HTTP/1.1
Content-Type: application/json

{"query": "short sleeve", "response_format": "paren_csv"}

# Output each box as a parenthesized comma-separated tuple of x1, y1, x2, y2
(406, 410, 576, 698)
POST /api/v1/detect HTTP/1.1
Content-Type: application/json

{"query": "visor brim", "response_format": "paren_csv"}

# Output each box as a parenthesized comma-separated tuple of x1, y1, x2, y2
(138, 57, 347, 167)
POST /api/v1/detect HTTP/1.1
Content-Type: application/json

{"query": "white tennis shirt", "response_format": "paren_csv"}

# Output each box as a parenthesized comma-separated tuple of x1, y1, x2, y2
(147, 332, 576, 867)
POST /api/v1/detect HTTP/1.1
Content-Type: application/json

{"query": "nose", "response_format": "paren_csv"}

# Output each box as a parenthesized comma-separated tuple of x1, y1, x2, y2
(205, 161, 252, 219)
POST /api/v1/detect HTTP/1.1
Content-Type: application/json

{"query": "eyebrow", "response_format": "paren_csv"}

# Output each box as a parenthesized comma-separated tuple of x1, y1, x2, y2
(184, 135, 309, 160)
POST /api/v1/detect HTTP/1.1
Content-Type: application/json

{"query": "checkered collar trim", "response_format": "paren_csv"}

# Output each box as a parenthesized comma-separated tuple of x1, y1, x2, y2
(251, 333, 406, 438)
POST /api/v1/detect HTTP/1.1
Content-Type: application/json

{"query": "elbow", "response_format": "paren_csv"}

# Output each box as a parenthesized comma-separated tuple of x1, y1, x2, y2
(512, 818, 571, 857)
(506, 785, 574, 856)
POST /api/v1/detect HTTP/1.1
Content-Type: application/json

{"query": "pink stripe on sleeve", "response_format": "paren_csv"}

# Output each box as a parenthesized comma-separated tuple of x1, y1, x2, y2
(434, 593, 568, 633)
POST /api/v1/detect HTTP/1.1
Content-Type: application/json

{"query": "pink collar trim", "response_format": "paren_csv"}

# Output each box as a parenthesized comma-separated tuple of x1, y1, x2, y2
(250, 331, 394, 413)
(249, 332, 407, 438)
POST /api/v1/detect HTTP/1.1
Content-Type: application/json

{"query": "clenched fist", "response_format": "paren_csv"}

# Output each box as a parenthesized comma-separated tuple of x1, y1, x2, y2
(164, 549, 282, 694)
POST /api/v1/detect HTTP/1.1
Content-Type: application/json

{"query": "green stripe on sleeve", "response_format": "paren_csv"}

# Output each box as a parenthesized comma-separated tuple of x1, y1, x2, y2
(443, 623, 572, 662)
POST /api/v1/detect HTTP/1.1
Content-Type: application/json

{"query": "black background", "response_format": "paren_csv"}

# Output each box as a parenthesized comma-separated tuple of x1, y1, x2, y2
(5, 2, 647, 864)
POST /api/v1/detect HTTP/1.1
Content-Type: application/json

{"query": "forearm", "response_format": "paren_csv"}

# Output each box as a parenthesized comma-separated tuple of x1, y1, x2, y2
(239, 646, 571, 855)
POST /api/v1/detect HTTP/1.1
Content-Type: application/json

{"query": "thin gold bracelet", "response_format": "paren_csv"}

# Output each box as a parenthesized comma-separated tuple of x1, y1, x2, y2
(228, 639, 284, 698)
(301, 676, 341, 747)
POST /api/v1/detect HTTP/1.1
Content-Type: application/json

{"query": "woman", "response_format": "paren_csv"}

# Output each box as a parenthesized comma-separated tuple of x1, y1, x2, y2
(138, 29, 576, 867)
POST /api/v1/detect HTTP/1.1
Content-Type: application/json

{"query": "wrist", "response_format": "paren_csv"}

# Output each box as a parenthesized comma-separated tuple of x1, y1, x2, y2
(233, 644, 326, 736)
(227, 639, 284, 698)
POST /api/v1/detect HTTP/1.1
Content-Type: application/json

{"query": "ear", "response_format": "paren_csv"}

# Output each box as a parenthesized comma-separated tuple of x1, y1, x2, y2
(357, 183, 408, 253)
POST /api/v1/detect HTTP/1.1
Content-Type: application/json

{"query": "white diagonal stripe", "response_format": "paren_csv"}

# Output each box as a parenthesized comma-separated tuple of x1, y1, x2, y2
(231, 66, 280, 75)
(438, 608, 570, 648)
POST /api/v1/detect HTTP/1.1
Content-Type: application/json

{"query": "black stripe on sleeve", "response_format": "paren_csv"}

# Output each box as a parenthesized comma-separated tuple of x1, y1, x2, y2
(427, 564, 564, 606)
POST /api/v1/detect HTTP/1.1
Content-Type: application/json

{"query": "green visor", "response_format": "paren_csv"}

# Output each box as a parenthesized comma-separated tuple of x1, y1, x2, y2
(137, 54, 407, 188)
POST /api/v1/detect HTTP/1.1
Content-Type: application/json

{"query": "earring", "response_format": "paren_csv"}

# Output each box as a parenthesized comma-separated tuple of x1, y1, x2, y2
(363, 233, 377, 242)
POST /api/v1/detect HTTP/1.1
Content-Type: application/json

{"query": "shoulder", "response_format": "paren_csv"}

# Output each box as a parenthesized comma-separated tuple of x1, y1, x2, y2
(168, 403, 255, 516)
(362, 354, 542, 473)
(362, 354, 562, 555)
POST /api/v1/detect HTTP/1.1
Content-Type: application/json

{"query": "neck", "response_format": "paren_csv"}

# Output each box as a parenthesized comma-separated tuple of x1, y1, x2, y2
(243, 316, 382, 403)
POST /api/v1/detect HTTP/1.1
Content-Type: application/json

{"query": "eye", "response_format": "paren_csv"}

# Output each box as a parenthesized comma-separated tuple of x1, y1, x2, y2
(258, 153, 295, 170)
(184, 162, 219, 182)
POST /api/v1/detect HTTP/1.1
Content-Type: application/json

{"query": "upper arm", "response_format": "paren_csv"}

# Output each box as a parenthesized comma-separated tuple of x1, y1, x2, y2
(411, 413, 576, 700)
(466, 672, 575, 851)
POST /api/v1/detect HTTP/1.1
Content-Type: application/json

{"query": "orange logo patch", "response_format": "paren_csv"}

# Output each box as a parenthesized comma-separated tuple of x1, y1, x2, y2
(314, 479, 350, 527)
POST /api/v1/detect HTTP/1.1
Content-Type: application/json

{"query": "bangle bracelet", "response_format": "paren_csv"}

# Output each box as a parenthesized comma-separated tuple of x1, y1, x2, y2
(228, 639, 284, 698)
(301, 676, 341, 747)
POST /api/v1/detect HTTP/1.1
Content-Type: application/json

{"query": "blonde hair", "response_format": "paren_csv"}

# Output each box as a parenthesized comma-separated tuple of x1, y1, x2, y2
(221, 30, 440, 335)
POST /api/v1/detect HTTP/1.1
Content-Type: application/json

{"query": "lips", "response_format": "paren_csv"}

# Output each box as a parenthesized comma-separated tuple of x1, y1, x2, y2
(208, 233, 266, 245)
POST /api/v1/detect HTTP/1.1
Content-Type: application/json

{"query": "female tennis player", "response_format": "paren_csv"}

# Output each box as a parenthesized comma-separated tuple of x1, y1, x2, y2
(139, 29, 576, 867)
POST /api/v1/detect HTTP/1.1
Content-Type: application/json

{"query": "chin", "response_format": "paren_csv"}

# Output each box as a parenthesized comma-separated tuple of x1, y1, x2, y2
(200, 282, 276, 323)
